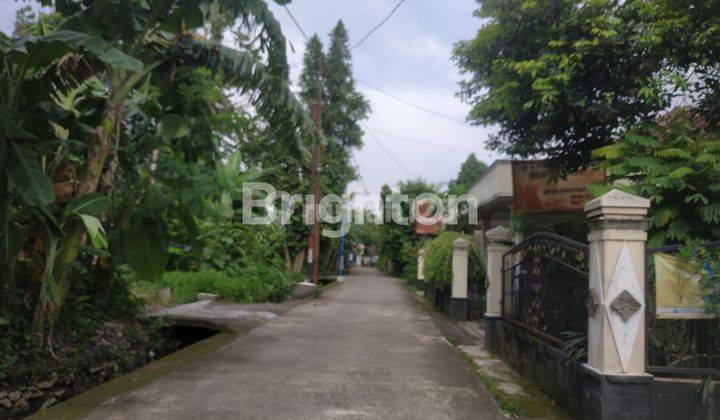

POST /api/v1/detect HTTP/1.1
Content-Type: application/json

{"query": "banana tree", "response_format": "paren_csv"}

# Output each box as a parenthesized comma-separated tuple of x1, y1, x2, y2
(3, 0, 314, 346)
(0, 28, 142, 323)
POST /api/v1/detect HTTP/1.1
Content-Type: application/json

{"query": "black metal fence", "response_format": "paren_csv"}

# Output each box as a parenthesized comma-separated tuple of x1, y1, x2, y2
(502, 233, 589, 347)
(646, 243, 720, 377)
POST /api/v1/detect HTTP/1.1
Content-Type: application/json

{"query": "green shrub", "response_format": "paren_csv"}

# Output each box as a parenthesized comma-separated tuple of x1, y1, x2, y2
(400, 240, 422, 283)
(161, 270, 222, 304)
(424, 231, 484, 287)
(160, 262, 299, 304)
(375, 255, 388, 272)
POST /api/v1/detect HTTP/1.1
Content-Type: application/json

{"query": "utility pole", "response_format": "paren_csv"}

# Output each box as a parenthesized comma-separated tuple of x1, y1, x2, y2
(338, 207, 347, 281)
(309, 56, 324, 285)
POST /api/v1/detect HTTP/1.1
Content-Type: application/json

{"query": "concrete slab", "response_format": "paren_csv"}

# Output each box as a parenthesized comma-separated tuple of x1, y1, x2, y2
(196, 293, 218, 302)
(457, 345, 492, 359)
(497, 383, 525, 396)
(149, 299, 299, 332)
(292, 282, 317, 299)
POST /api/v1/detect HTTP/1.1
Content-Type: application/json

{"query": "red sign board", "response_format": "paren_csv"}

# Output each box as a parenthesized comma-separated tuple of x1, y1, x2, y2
(414, 201, 443, 235)
(512, 162, 604, 213)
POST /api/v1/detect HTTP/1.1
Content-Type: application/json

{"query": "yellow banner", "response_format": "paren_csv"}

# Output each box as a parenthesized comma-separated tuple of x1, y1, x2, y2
(654, 253, 712, 319)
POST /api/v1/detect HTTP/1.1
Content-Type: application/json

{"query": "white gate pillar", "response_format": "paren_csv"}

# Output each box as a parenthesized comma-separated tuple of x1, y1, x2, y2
(485, 225, 512, 318)
(417, 249, 425, 282)
(585, 189, 650, 375)
(583, 189, 653, 419)
(450, 237, 470, 321)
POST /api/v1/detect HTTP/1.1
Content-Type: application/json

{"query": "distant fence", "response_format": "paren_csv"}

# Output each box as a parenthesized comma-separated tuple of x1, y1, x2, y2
(646, 242, 720, 377)
(501, 233, 589, 347)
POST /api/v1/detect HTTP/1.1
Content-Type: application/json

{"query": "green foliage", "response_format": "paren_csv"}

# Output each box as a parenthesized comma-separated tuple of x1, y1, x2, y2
(0, 0, 315, 348)
(161, 265, 300, 304)
(449, 153, 488, 193)
(298, 22, 369, 197)
(160, 271, 220, 304)
(324, 21, 371, 149)
(192, 220, 286, 275)
(424, 231, 484, 288)
(399, 240, 422, 282)
(454, 0, 720, 174)
(375, 180, 440, 276)
(676, 243, 720, 320)
(127, 215, 169, 282)
(593, 110, 720, 246)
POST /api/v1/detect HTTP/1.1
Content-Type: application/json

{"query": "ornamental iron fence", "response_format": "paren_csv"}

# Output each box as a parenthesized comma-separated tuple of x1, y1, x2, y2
(501, 233, 589, 347)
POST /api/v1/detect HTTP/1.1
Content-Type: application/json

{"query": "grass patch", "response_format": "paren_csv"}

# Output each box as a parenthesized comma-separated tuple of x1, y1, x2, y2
(406, 283, 419, 294)
(456, 346, 572, 419)
(458, 350, 521, 415)
(313, 284, 326, 299)
(133, 268, 302, 306)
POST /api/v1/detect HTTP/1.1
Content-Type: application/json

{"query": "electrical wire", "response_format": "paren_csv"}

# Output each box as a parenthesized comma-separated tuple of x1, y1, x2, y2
(364, 125, 473, 154)
(351, 154, 371, 195)
(283, 5, 309, 41)
(365, 127, 414, 177)
(358, 80, 469, 125)
(351, 0, 408, 50)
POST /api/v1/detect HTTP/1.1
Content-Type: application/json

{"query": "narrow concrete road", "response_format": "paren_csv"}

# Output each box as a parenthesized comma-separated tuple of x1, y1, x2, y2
(82, 268, 504, 419)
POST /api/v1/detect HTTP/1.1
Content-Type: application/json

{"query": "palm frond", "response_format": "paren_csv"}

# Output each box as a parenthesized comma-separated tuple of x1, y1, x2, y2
(172, 36, 313, 156)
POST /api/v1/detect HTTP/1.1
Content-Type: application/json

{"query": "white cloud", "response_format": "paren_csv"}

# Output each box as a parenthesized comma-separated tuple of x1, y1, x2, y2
(390, 36, 449, 59)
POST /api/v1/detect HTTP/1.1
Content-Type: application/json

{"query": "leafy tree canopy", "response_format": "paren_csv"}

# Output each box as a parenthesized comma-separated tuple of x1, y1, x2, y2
(449, 153, 488, 193)
(454, 0, 720, 174)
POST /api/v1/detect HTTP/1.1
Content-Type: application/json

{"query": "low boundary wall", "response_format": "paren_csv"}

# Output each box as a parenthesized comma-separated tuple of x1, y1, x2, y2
(485, 317, 720, 420)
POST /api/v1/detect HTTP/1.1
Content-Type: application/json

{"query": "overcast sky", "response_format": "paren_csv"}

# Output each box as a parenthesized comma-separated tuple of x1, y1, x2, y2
(268, 0, 500, 201)
(1, 0, 501, 205)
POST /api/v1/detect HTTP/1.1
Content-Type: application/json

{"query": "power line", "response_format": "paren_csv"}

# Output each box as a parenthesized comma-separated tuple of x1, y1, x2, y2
(366, 127, 414, 177)
(365, 125, 474, 154)
(358, 80, 469, 125)
(351, 0, 408, 50)
(351, 154, 370, 195)
(283, 5, 309, 42)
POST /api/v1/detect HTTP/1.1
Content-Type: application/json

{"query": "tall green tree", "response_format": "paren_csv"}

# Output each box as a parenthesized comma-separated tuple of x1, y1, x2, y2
(299, 22, 370, 197)
(296, 23, 369, 274)
(453, 0, 666, 174)
(324, 21, 370, 149)
(454, 0, 720, 245)
(449, 153, 488, 193)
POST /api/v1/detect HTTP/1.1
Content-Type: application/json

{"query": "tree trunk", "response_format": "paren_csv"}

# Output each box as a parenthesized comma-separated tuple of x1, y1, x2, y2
(292, 248, 306, 273)
(32, 104, 118, 343)
(283, 242, 293, 271)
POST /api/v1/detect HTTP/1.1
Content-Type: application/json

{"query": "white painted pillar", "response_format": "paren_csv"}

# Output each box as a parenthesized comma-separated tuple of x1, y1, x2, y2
(450, 237, 470, 321)
(585, 189, 650, 376)
(452, 238, 469, 299)
(485, 225, 512, 318)
(417, 249, 425, 282)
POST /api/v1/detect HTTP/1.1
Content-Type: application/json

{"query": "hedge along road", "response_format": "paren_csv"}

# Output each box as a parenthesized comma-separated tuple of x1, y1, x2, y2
(37, 267, 504, 419)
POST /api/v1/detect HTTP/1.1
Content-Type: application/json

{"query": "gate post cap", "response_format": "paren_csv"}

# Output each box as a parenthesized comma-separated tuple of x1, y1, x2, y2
(585, 189, 650, 217)
(486, 225, 512, 242)
(418, 248, 425, 256)
(452, 237, 470, 251)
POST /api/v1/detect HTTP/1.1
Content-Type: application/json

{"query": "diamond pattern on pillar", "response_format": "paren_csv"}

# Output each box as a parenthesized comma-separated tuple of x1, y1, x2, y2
(610, 290, 641, 322)
(605, 242, 644, 373)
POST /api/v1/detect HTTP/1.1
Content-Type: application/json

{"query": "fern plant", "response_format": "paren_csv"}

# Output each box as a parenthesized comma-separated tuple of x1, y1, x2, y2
(592, 109, 720, 247)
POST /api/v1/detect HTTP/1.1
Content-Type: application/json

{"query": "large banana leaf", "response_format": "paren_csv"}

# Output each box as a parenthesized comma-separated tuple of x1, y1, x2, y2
(172, 36, 314, 155)
(6, 142, 54, 207)
(3, 30, 142, 73)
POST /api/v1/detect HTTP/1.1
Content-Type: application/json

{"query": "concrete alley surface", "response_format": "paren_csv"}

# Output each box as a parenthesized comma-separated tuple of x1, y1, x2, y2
(43, 267, 505, 419)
